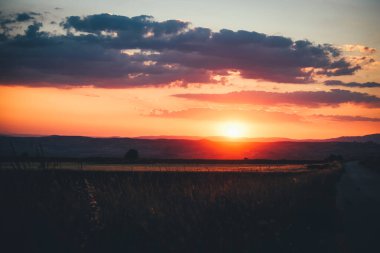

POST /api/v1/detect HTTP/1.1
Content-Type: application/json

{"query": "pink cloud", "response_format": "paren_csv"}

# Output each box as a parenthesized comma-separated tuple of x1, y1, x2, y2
(174, 89, 380, 108)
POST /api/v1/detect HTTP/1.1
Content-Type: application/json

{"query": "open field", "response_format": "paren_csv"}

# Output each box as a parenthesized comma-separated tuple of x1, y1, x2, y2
(83, 163, 311, 172)
(0, 162, 342, 253)
(0, 162, 314, 172)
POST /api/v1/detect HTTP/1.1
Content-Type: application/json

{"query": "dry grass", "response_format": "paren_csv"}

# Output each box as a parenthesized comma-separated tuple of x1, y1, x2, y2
(83, 163, 311, 172)
(0, 162, 342, 253)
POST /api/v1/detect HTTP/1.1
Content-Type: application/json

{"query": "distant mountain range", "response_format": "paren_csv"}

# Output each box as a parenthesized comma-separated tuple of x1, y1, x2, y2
(2, 133, 380, 143)
(323, 134, 380, 143)
(135, 134, 380, 143)
(0, 133, 379, 160)
(135, 136, 294, 142)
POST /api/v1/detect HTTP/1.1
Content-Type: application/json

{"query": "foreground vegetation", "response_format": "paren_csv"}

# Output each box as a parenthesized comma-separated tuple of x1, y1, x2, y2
(359, 156, 380, 172)
(0, 162, 342, 253)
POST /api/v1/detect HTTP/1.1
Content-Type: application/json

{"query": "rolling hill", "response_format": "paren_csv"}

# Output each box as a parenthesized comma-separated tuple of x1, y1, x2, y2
(1, 134, 379, 160)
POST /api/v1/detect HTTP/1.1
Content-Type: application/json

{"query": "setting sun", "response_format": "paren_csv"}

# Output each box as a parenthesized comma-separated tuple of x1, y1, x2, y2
(219, 122, 247, 138)
(1, 1, 379, 252)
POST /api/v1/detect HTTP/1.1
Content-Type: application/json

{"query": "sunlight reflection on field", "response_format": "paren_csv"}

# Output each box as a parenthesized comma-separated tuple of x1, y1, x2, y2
(83, 164, 309, 173)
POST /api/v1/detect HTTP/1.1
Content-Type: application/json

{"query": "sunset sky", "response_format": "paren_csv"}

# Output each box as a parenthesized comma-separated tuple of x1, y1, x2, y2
(0, 0, 380, 139)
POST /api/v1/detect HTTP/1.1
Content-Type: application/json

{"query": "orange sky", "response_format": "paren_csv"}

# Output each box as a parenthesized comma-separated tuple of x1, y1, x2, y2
(1, 10, 380, 139)
(1, 78, 380, 139)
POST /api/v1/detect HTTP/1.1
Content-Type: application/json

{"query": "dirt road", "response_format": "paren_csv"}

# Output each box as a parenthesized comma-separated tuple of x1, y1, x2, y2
(336, 161, 380, 252)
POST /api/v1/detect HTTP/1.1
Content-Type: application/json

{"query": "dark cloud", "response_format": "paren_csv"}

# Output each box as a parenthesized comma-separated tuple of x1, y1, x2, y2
(173, 89, 380, 108)
(0, 13, 366, 87)
(0, 12, 40, 36)
(313, 114, 380, 122)
(317, 65, 361, 76)
(324, 80, 380, 88)
(16, 13, 35, 22)
(1, 12, 39, 25)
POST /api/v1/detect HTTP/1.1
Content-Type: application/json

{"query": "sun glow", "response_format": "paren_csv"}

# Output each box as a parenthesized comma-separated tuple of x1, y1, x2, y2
(219, 122, 247, 139)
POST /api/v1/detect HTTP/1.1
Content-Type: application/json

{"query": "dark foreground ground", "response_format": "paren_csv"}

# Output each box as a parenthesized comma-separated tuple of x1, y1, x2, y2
(0, 163, 347, 253)
(336, 161, 380, 252)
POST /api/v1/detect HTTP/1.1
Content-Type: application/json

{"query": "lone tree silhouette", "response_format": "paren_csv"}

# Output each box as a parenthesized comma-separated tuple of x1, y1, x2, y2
(125, 149, 139, 161)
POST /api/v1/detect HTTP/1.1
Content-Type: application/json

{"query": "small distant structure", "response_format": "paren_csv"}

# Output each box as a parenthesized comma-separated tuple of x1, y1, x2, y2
(124, 149, 139, 162)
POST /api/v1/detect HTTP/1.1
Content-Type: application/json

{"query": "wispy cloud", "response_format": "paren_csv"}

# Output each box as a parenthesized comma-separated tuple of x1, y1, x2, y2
(173, 89, 380, 108)
(149, 108, 303, 122)
(149, 108, 380, 124)
(341, 44, 376, 54)
(324, 80, 380, 88)
(312, 114, 380, 122)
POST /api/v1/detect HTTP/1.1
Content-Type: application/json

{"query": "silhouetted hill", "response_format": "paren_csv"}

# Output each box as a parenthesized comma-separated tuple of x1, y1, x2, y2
(135, 135, 294, 142)
(324, 134, 380, 143)
(1, 134, 379, 160)
(136, 134, 380, 143)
